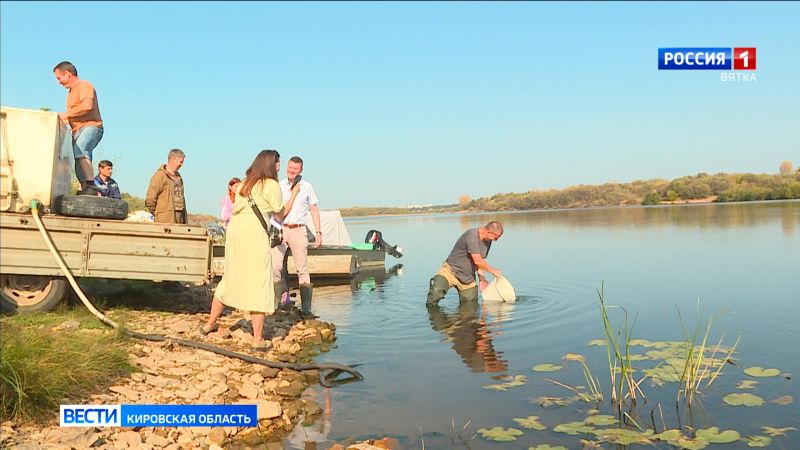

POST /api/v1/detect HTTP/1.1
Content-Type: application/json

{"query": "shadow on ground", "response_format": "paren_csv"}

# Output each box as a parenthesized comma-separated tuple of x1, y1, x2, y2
(70, 279, 214, 314)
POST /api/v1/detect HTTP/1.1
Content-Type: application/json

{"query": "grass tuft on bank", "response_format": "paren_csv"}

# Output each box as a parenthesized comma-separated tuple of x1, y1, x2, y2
(0, 308, 132, 423)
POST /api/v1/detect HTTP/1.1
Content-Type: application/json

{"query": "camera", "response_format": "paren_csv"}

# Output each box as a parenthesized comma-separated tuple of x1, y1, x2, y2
(269, 227, 282, 248)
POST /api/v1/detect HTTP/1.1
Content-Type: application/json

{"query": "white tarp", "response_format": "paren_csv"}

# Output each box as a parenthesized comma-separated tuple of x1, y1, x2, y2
(305, 210, 352, 246)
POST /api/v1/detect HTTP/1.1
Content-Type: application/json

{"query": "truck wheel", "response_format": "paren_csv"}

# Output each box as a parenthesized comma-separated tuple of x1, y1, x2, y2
(56, 195, 129, 220)
(0, 275, 69, 313)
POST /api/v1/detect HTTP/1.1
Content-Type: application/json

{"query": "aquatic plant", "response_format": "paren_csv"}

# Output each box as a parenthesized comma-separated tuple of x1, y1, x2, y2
(563, 353, 603, 401)
(513, 415, 547, 430)
(597, 284, 643, 408)
(674, 304, 740, 406)
(477, 286, 796, 448)
(743, 366, 780, 377)
(476, 426, 523, 441)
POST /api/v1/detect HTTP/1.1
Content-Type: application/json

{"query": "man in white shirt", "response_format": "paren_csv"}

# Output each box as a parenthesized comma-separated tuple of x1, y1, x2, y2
(272, 156, 322, 317)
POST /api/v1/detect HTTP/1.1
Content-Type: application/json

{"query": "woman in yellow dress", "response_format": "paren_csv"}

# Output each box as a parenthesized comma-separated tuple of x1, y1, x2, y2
(203, 149, 300, 351)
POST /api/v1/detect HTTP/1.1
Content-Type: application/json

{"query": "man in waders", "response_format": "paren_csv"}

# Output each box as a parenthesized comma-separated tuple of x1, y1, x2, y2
(427, 221, 503, 305)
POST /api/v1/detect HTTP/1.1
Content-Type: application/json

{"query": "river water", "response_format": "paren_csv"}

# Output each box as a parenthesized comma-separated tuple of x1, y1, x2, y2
(287, 201, 800, 449)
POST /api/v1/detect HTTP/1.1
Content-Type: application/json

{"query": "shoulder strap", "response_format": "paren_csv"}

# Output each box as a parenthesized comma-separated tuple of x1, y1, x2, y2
(247, 195, 273, 235)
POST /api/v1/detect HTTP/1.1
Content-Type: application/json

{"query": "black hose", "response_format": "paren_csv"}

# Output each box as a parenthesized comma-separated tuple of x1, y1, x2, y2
(30, 201, 363, 387)
(124, 329, 363, 387)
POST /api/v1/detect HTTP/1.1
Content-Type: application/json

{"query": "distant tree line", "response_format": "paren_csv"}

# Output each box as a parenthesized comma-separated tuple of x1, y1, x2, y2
(340, 204, 459, 217)
(117, 164, 800, 218)
(464, 171, 800, 211)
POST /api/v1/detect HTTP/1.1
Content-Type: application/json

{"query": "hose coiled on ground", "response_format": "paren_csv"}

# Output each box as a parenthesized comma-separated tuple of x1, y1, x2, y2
(29, 200, 363, 387)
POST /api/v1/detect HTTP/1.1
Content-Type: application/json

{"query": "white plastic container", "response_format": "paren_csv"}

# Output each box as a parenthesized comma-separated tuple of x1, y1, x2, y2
(482, 275, 517, 302)
(1, 106, 74, 213)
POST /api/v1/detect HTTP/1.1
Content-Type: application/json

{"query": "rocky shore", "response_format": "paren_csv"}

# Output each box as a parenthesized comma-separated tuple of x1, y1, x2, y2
(2, 283, 390, 450)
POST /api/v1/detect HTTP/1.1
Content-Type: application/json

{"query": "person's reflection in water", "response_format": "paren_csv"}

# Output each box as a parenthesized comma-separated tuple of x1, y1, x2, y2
(427, 299, 509, 373)
(285, 387, 331, 449)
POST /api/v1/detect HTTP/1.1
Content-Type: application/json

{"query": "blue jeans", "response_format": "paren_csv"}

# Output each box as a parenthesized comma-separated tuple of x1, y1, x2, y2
(73, 126, 104, 160)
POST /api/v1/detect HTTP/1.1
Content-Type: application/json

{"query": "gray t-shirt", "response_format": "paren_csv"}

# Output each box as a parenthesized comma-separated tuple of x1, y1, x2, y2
(445, 228, 491, 284)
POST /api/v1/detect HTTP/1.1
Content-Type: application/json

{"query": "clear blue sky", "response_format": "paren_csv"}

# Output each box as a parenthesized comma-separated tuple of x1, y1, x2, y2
(2, 2, 797, 215)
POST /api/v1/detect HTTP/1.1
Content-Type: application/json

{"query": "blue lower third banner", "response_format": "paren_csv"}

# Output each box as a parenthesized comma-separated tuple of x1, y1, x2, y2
(60, 404, 258, 427)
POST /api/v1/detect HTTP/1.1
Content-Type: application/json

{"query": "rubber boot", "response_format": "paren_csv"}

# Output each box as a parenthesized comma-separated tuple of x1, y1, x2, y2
(77, 180, 100, 196)
(274, 283, 289, 311)
(458, 285, 479, 304)
(299, 283, 316, 319)
(426, 275, 449, 306)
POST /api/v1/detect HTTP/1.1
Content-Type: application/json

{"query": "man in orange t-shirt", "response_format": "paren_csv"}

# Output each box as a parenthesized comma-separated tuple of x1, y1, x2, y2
(53, 61, 104, 195)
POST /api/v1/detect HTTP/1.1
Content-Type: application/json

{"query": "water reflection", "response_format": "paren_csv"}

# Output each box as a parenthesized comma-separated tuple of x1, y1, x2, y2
(284, 388, 331, 450)
(325, 202, 800, 445)
(311, 264, 404, 327)
(782, 205, 797, 236)
(454, 200, 799, 230)
(426, 300, 509, 373)
(309, 264, 403, 291)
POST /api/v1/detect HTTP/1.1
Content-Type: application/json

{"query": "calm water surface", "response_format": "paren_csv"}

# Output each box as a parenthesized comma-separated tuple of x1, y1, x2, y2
(288, 201, 799, 449)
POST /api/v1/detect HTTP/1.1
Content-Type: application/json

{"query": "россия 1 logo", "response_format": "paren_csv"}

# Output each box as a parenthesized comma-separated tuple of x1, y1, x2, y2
(658, 47, 757, 82)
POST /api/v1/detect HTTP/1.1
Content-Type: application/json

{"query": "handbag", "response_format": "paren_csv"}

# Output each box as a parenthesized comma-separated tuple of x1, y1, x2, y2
(247, 195, 282, 248)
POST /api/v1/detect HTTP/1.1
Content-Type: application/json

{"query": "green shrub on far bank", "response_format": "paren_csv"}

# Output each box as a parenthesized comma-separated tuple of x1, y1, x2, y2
(0, 312, 132, 423)
(641, 191, 661, 205)
(121, 192, 146, 212)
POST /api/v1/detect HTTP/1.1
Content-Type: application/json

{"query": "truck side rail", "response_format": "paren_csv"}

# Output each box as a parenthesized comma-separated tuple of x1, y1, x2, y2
(1, 213, 213, 284)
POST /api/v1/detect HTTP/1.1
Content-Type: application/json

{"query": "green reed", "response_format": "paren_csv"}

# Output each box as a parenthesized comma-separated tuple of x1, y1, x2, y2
(598, 284, 645, 410)
(675, 304, 740, 406)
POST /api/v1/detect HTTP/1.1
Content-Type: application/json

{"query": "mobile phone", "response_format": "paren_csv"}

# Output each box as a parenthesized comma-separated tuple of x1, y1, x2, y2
(291, 175, 302, 188)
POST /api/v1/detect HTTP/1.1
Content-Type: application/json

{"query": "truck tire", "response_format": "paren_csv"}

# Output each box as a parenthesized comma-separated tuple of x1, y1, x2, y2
(56, 195, 129, 220)
(0, 275, 69, 313)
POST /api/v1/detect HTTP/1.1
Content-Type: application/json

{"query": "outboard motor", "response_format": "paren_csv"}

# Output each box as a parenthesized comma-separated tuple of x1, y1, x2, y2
(365, 230, 403, 258)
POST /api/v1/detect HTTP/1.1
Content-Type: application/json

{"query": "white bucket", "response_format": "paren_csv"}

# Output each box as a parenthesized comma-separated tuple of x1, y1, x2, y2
(481, 275, 517, 302)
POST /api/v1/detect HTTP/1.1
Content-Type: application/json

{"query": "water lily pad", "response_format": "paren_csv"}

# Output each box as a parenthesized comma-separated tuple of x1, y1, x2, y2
(674, 436, 709, 450)
(484, 374, 527, 391)
(736, 380, 759, 389)
(533, 363, 562, 372)
(584, 414, 617, 426)
(564, 353, 585, 362)
(761, 426, 796, 436)
(506, 375, 527, 386)
(769, 395, 793, 405)
(652, 340, 687, 349)
(477, 427, 523, 442)
(655, 429, 709, 449)
(656, 429, 683, 441)
(696, 427, 740, 443)
(587, 339, 607, 346)
(513, 416, 546, 430)
(643, 365, 682, 383)
(629, 338, 654, 347)
(646, 349, 681, 360)
(591, 428, 654, 445)
(553, 421, 594, 435)
(744, 366, 780, 377)
(579, 439, 603, 449)
(745, 435, 772, 447)
(532, 396, 573, 408)
(723, 393, 765, 407)
(528, 446, 567, 450)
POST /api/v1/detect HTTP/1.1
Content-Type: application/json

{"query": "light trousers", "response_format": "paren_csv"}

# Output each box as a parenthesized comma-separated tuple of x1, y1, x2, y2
(271, 225, 311, 285)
